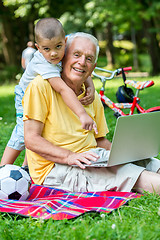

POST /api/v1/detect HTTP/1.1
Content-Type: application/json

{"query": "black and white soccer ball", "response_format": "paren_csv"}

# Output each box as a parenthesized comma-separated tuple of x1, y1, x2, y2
(0, 164, 31, 200)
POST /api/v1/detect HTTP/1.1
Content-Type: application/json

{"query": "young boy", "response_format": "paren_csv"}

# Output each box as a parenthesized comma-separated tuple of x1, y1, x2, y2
(0, 18, 97, 168)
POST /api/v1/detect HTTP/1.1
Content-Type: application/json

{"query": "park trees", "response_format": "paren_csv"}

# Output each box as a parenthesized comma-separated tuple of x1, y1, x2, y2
(0, 0, 160, 76)
(0, 0, 88, 67)
(81, 0, 160, 74)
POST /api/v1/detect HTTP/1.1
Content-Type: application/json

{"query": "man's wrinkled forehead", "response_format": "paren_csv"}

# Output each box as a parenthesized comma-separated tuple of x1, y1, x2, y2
(70, 37, 96, 57)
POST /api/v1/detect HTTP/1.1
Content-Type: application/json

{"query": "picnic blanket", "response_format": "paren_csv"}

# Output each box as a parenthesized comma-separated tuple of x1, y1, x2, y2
(0, 184, 140, 220)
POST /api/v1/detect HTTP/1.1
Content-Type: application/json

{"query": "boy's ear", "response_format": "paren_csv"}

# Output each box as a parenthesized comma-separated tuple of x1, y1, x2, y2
(35, 43, 39, 50)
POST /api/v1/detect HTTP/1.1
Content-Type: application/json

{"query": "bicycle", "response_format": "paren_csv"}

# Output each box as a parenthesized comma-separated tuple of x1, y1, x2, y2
(92, 67, 160, 118)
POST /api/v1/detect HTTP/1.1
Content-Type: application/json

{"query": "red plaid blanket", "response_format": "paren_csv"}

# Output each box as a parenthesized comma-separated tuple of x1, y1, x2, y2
(0, 184, 140, 220)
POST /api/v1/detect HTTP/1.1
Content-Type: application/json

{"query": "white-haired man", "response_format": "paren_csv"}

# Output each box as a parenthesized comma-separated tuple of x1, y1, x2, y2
(23, 32, 160, 194)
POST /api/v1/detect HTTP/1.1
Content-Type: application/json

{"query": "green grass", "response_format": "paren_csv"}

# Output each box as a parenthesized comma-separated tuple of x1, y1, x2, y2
(0, 76, 160, 240)
(0, 84, 25, 165)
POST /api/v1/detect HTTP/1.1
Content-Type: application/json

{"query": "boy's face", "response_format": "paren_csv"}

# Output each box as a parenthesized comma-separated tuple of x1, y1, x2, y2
(35, 35, 66, 65)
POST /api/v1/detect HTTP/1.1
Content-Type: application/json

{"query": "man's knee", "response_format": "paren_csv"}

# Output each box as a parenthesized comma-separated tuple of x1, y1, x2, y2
(133, 170, 160, 194)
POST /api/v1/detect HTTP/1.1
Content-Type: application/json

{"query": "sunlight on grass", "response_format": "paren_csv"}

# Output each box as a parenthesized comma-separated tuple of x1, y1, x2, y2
(0, 85, 15, 96)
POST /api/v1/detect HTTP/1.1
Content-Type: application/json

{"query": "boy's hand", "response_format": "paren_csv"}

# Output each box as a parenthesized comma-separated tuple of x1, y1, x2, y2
(80, 87, 95, 105)
(80, 113, 98, 134)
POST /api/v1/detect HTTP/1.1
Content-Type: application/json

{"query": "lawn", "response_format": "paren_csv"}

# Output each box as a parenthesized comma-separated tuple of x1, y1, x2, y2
(0, 75, 160, 240)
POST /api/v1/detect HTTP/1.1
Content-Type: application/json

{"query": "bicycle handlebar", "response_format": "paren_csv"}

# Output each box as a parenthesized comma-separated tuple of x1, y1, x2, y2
(122, 67, 132, 72)
(92, 67, 132, 81)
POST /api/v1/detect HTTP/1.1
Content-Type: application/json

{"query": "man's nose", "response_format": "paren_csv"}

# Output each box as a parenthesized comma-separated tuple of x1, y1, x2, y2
(79, 56, 86, 66)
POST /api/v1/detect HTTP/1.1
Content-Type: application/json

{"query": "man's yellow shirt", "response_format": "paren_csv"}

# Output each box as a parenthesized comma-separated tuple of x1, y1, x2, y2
(22, 75, 109, 185)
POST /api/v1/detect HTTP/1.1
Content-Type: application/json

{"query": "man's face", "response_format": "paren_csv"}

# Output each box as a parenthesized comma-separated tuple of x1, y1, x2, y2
(35, 35, 66, 65)
(62, 37, 96, 84)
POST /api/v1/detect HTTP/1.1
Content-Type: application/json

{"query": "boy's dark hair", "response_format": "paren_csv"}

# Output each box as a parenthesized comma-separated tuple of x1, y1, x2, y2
(35, 18, 65, 43)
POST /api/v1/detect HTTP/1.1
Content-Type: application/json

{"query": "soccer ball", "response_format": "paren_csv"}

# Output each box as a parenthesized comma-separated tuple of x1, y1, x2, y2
(0, 164, 31, 200)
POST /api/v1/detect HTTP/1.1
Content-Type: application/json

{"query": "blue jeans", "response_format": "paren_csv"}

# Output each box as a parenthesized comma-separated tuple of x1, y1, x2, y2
(7, 85, 25, 151)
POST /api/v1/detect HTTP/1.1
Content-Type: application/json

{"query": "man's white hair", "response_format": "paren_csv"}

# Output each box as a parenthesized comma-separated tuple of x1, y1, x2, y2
(66, 32, 99, 63)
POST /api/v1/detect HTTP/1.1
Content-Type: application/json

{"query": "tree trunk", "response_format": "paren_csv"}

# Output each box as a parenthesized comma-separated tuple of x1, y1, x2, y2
(131, 27, 139, 71)
(28, 21, 35, 42)
(143, 18, 160, 75)
(0, 0, 17, 65)
(105, 22, 115, 68)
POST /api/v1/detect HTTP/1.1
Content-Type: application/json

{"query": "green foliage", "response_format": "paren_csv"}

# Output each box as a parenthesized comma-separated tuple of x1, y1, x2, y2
(1, 0, 160, 75)
(2, 0, 88, 19)
(3, 0, 48, 18)
(138, 54, 152, 73)
(84, 0, 142, 32)
(99, 40, 136, 69)
(114, 40, 134, 50)
(96, 56, 108, 68)
(0, 65, 20, 85)
(60, 11, 89, 34)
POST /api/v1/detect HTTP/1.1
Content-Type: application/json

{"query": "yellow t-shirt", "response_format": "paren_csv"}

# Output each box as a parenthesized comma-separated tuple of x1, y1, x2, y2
(23, 75, 109, 184)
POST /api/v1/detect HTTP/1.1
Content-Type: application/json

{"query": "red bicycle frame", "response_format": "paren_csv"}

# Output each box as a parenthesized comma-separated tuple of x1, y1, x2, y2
(93, 67, 160, 117)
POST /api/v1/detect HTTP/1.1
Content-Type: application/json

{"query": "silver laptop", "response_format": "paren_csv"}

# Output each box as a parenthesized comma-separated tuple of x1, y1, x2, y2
(82, 111, 160, 167)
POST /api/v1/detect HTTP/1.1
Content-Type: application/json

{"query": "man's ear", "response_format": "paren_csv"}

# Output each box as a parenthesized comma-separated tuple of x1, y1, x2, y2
(90, 63, 96, 76)
(93, 63, 96, 71)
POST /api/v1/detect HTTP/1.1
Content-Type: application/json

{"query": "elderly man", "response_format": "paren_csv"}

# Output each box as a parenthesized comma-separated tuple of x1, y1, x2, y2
(23, 32, 160, 194)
